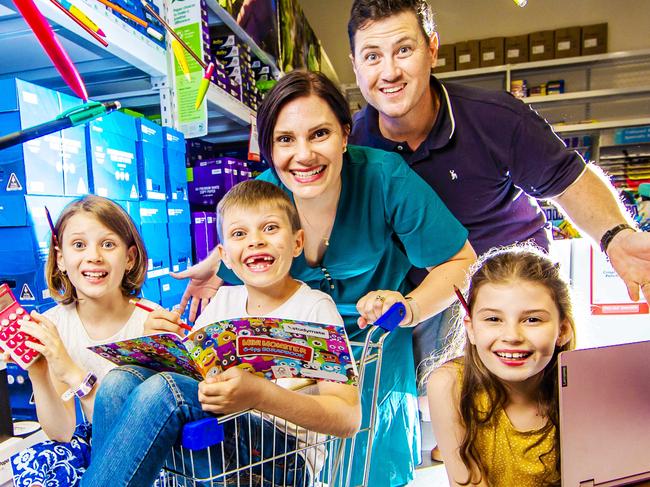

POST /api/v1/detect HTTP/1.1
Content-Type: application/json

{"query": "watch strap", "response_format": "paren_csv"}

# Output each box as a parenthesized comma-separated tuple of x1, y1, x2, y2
(600, 223, 636, 254)
(61, 372, 98, 402)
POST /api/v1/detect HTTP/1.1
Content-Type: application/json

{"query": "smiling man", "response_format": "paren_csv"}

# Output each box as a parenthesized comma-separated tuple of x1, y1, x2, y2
(347, 0, 650, 466)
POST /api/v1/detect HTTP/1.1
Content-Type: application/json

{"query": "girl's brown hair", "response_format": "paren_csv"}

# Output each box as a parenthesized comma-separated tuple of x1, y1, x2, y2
(427, 245, 576, 486)
(46, 195, 148, 304)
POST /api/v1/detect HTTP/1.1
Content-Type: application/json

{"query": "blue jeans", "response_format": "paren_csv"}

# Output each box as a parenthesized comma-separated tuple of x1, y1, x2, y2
(81, 366, 308, 487)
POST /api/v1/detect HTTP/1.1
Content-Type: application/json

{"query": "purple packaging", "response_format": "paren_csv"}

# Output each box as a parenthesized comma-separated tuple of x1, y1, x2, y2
(188, 158, 243, 206)
(192, 211, 218, 263)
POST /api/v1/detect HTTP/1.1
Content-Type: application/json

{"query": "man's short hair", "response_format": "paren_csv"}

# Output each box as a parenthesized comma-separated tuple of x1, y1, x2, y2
(216, 180, 301, 241)
(348, 0, 436, 52)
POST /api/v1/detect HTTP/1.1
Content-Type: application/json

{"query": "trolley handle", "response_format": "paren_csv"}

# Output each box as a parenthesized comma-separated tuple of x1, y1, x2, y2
(374, 302, 406, 332)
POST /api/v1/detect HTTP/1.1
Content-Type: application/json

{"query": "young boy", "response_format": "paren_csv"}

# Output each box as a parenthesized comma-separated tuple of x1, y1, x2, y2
(82, 180, 361, 487)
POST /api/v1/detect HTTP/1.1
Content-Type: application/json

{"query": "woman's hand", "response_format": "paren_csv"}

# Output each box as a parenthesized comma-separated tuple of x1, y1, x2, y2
(19, 312, 81, 384)
(356, 290, 413, 329)
(170, 251, 223, 322)
(198, 367, 266, 414)
(143, 308, 186, 336)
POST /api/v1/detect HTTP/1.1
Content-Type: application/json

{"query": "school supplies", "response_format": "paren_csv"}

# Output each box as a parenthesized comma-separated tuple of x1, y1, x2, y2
(453, 285, 471, 318)
(195, 62, 215, 109)
(49, 0, 108, 47)
(0, 100, 120, 151)
(171, 39, 191, 81)
(89, 317, 359, 385)
(95, 0, 146, 27)
(13, 0, 88, 100)
(0, 284, 41, 370)
(129, 299, 193, 332)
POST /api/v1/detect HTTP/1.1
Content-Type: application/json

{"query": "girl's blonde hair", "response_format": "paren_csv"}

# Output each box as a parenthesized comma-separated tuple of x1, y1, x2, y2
(427, 244, 576, 486)
(46, 195, 148, 305)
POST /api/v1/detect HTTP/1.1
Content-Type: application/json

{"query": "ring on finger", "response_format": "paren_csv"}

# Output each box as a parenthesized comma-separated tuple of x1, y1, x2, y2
(375, 295, 386, 303)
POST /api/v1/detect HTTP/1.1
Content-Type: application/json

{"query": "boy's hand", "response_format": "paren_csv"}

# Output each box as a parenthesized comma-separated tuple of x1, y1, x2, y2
(143, 308, 186, 336)
(198, 367, 265, 414)
(19, 312, 79, 383)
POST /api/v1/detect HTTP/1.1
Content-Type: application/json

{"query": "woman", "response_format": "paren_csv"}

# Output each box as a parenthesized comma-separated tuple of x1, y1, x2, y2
(175, 70, 476, 486)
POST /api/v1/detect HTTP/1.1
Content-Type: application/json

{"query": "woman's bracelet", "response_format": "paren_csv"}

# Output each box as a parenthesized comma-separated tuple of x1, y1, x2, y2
(404, 296, 421, 327)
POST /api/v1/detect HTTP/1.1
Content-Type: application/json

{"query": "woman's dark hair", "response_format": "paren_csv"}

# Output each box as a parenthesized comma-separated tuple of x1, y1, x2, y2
(348, 0, 436, 52)
(256, 70, 352, 167)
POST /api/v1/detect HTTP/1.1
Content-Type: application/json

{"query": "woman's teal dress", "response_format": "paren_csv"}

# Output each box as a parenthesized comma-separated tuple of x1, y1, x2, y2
(219, 145, 468, 486)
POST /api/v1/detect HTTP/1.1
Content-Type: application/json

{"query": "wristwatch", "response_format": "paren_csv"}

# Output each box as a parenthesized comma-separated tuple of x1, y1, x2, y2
(61, 372, 98, 402)
(600, 223, 636, 254)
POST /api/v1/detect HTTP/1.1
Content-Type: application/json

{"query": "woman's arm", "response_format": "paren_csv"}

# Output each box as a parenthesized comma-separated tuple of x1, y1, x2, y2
(428, 364, 488, 487)
(198, 367, 361, 438)
(357, 240, 476, 328)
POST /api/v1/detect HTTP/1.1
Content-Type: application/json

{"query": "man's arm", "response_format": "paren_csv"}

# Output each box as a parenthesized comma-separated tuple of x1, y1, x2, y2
(551, 164, 650, 302)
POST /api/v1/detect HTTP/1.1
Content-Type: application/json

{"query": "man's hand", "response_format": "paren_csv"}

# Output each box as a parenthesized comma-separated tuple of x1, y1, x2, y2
(198, 367, 267, 414)
(170, 253, 223, 322)
(606, 229, 650, 302)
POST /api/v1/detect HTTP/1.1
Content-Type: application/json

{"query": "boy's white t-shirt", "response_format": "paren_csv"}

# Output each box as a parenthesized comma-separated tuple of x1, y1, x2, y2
(44, 299, 155, 384)
(193, 282, 345, 477)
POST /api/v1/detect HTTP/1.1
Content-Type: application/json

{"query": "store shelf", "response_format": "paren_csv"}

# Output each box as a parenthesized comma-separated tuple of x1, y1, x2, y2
(523, 86, 650, 105)
(553, 118, 650, 134)
(202, 0, 279, 77)
(206, 84, 254, 126)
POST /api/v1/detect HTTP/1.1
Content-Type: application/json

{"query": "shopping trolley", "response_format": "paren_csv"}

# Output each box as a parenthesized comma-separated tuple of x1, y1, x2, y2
(161, 303, 406, 487)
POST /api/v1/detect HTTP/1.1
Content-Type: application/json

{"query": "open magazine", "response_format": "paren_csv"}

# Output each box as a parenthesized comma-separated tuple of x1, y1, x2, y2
(89, 317, 358, 385)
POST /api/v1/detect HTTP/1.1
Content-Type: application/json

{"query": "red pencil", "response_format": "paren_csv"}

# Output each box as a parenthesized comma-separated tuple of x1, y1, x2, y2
(14, 0, 89, 100)
(130, 299, 193, 332)
(453, 285, 472, 318)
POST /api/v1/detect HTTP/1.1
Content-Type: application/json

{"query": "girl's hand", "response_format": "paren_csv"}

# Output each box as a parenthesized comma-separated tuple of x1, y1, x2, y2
(198, 367, 265, 414)
(19, 312, 78, 384)
(143, 308, 186, 336)
(356, 290, 413, 329)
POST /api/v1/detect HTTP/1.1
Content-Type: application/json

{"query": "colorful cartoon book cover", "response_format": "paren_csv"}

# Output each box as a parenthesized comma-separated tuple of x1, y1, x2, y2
(89, 317, 358, 385)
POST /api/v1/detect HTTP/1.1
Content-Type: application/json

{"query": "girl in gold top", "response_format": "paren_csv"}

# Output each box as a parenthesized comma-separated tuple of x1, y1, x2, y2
(426, 246, 576, 486)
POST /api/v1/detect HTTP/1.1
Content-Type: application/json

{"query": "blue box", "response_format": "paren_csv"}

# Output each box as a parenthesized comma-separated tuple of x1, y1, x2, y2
(163, 127, 188, 201)
(136, 118, 166, 201)
(59, 93, 91, 196)
(87, 111, 139, 200)
(141, 276, 162, 305)
(167, 200, 192, 273)
(0, 263, 51, 306)
(139, 200, 170, 277)
(115, 199, 141, 232)
(159, 273, 188, 314)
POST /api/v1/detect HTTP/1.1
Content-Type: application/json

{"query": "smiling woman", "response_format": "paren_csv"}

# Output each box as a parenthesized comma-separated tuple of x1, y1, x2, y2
(177, 70, 476, 486)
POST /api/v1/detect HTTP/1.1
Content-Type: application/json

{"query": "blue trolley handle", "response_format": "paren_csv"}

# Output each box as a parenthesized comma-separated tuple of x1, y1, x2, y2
(374, 302, 406, 332)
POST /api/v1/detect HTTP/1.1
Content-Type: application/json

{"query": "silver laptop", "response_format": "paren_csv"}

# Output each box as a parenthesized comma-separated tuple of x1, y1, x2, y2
(560, 340, 650, 486)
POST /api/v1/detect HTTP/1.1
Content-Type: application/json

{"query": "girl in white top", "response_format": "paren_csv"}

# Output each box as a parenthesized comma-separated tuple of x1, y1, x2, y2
(5, 195, 158, 487)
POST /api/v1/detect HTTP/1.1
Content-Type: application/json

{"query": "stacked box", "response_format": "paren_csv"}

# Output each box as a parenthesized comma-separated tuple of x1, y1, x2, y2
(136, 118, 166, 200)
(188, 158, 245, 206)
(163, 127, 188, 201)
(505, 35, 529, 64)
(455, 41, 480, 70)
(211, 33, 243, 100)
(192, 211, 218, 263)
(139, 200, 170, 278)
(529, 30, 555, 61)
(87, 110, 139, 200)
(554, 27, 581, 59)
(582, 23, 608, 55)
(167, 200, 192, 273)
(479, 38, 505, 67)
(433, 45, 455, 73)
(58, 93, 91, 196)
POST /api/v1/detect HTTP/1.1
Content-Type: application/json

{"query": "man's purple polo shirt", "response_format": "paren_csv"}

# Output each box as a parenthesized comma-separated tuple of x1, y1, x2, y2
(349, 76, 587, 257)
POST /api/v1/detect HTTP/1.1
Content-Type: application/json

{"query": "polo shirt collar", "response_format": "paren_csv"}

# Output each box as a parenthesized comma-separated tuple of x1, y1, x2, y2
(359, 76, 456, 155)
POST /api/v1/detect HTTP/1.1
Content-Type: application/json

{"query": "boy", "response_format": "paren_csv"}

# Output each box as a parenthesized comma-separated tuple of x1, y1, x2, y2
(82, 180, 360, 486)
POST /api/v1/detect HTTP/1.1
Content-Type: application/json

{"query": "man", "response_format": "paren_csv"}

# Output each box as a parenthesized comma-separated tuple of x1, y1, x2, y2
(347, 0, 650, 461)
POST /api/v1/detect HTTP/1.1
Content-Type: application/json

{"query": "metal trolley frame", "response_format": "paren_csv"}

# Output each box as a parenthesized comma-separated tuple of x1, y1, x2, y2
(161, 303, 405, 487)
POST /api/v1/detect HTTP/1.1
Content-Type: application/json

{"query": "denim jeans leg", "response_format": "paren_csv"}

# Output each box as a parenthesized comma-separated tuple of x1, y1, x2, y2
(91, 366, 157, 455)
(81, 371, 210, 487)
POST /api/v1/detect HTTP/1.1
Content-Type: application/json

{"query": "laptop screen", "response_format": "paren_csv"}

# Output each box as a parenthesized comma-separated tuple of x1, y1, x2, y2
(559, 340, 650, 486)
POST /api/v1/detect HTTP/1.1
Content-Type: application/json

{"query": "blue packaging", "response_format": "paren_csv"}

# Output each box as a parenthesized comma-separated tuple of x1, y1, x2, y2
(141, 276, 162, 305)
(115, 199, 141, 232)
(136, 118, 166, 200)
(167, 200, 192, 273)
(58, 93, 91, 196)
(614, 125, 650, 145)
(163, 127, 188, 201)
(139, 200, 170, 277)
(158, 274, 188, 317)
(87, 111, 139, 200)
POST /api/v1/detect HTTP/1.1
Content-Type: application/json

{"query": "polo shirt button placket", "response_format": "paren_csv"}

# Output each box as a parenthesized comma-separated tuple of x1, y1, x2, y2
(321, 266, 335, 290)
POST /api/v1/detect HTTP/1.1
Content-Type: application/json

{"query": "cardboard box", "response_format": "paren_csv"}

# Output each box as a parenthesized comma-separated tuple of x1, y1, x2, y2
(529, 30, 555, 61)
(135, 118, 166, 201)
(192, 211, 218, 263)
(141, 276, 161, 304)
(433, 44, 455, 73)
(87, 111, 139, 201)
(167, 200, 192, 273)
(479, 37, 505, 67)
(139, 200, 170, 276)
(58, 93, 90, 196)
(555, 26, 581, 58)
(582, 23, 608, 55)
(505, 35, 529, 64)
(163, 127, 188, 201)
(455, 40, 480, 70)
